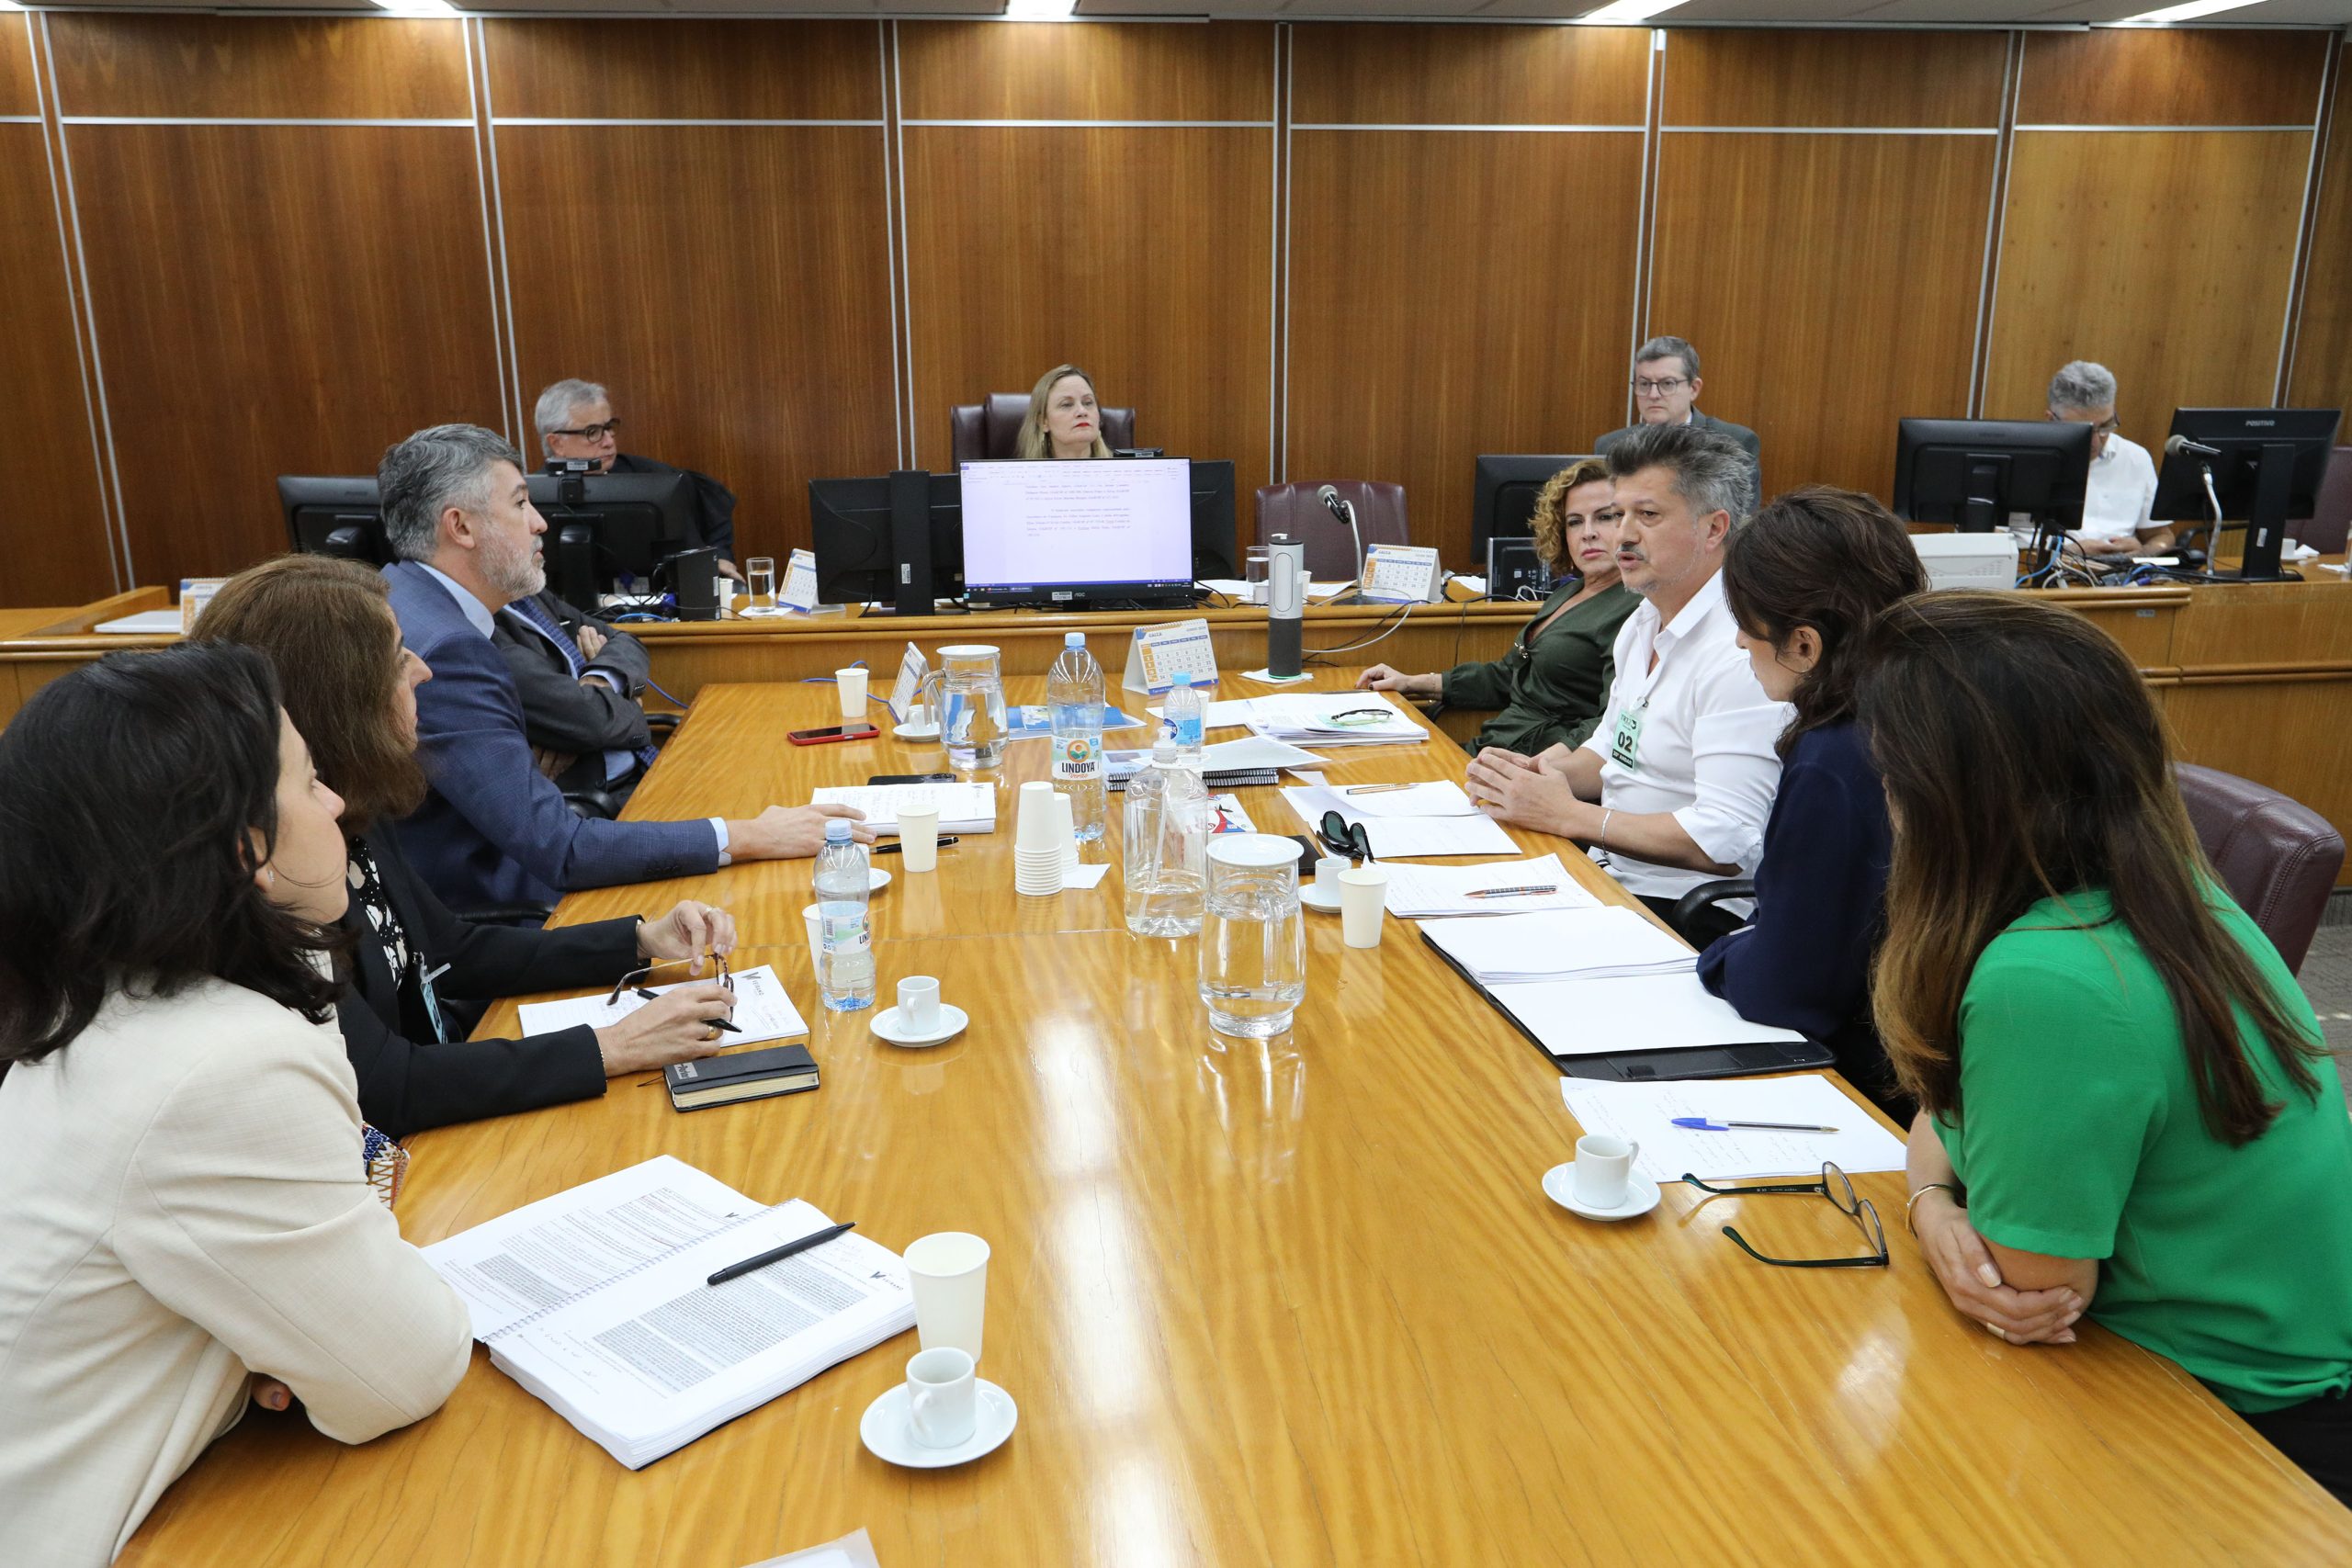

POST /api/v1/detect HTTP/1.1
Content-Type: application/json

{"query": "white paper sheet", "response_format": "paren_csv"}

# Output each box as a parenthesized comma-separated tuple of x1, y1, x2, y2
(1558, 1076, 1905, 1185)
(1330, 780, 1478, 818)
(517, 964, 808, 1049)
(808, 782, 996, 834)
(1487, 972, 1808, 1058)
(1379, 855, 1600, 917)
(1419, 908, 1692, 983)
(1063, 862, 1113, 889)
(1281, 785, 1519, 858)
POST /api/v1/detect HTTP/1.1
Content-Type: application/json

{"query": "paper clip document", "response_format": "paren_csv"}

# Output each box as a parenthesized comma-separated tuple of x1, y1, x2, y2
(518, 964, 809, 1046)
(1558, 1076, 1906, 1185)
(1478, 973, 1807, 1058)
(1379, 855, 1600, 917)
(1242, 694, 1426, 747)
(1420, 908, 1693, 983)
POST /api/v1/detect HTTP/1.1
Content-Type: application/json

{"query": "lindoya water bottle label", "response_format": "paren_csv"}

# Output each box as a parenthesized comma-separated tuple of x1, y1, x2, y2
(1054, 733, 1100, 782)
(821, 913, 869, 953)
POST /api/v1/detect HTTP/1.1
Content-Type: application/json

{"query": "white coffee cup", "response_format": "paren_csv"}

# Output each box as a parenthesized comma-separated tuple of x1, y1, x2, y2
(1314, 856, 1347, 897)
(836, 666, 869, 720)
(903, 1231, 989, 1361)
(904, 1346, 978, 1449)
(898, 976, 942, 1032)
(801, 902, 823, 969)
(1016, 781, 1060, 852)
(1571, 1133, 1640, 1209)
(1339, 863, 1388, 948)
(899, 804, 941, 874)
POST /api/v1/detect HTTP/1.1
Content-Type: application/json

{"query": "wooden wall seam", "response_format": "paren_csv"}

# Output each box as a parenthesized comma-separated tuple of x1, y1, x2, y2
(2277, 33, 2341, 405)
(1270, 21, 1286, 489)
(1630, 27, 1662, 433)
(1967, 28, 2023, 421)
(461, 19, 514, 450)
(472, 19, 526, 449)
(877, 19, 905, 472)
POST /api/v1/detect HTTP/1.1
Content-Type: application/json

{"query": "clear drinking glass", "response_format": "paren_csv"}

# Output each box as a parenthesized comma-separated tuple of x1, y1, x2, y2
(932, 644, 1008, 772)
(742, 556, 777, 616)
(1198, 833, 1307, 1038)
(1243, 545, 1272, 604)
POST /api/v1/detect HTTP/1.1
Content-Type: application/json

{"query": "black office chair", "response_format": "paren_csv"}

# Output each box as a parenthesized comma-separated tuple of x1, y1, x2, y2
(949, 395, 1137, 464)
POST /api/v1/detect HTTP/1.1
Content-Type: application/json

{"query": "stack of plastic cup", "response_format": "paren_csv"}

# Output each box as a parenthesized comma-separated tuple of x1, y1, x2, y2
(1050, 792, 1079, 876)
(1015, 781, 1064, 896)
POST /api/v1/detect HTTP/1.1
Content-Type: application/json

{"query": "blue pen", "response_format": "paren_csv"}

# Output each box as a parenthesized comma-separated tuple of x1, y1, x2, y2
(1671, 1117, 1839, 1134)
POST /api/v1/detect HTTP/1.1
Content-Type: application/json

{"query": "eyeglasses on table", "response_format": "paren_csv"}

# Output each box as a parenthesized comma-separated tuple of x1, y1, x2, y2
(605, 947, 733, 1008)
(1682, 1162, 1888, 1269)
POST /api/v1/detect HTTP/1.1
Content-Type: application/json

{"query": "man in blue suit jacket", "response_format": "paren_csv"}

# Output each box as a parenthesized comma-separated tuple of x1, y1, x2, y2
(378, 424, 870, 914)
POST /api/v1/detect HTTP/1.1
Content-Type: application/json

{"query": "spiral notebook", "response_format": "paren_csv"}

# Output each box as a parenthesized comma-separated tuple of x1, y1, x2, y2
(422, 1156, 913, 1468)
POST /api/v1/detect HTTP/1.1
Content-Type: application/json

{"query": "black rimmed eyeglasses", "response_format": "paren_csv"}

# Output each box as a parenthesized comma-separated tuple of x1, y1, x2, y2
(1683, 1162, 1888, 1269)
(1317, 809, 1374, 864)
(606, 948, 732, 1008)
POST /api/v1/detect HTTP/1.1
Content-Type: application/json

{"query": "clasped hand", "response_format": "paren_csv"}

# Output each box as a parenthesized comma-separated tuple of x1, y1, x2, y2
(1464, 747, 1584, 838)
(1910, 1192, 2085, 1346)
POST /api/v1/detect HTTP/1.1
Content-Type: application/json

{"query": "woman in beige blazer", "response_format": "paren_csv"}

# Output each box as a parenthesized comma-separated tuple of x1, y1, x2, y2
(0, 644, 473, 1567)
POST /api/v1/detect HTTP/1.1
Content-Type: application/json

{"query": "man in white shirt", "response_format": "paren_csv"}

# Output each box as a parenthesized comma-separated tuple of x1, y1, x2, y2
(2047, 360, 2168, 556)
(1466, 423, 1790, 942)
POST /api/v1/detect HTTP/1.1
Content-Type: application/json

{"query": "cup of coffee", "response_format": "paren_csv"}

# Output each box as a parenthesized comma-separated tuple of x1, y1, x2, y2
(898, 976, 942, 1033)
(904, 1346, 978, 1449)
(1571, 1133, 1640, 1209)
(1339, 864, 1388, 948)
(903, 1231, 989, 1360)
(1314, 856, 1347, 898)
(899, 804, 941, 874)
(836, 666, 869, 721)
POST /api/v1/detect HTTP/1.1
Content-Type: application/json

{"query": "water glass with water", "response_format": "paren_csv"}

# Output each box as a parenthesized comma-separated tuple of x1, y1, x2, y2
(1198, 833, 1306, 1038)
(744, 556, 776, 614)
(931, 645, 1008, 772)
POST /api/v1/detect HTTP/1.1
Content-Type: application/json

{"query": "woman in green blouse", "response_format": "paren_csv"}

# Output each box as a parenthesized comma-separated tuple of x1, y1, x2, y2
(1357, 458, 1635, 755)
(1861, 592, 2352, 1506)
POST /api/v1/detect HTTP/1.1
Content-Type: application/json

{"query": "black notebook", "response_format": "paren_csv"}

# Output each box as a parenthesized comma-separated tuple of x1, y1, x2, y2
(666, 1044, 820, 1111)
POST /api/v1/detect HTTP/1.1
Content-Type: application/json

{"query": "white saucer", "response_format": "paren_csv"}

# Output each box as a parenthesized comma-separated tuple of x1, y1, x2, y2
(860, 1379, 1017, 1469)
(894, 720, 942, 741)
(868, 866, 893, 892)
(1542, 1162, 1662, 1222)
(1299, 883, 1344, 914)
(871, 1003, 968, 1047)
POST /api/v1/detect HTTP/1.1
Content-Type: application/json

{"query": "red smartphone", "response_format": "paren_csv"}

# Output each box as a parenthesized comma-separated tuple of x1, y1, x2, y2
(786, 723, 880, 746)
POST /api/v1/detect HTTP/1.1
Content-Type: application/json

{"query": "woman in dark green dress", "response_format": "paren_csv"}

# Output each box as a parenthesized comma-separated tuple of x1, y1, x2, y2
(1357, 457, 1637, 754)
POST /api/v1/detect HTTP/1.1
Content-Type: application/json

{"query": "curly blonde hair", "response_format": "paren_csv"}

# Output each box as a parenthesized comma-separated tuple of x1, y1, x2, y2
(1017, 365, 1114, 460)
(1528, 457, 1612, 575)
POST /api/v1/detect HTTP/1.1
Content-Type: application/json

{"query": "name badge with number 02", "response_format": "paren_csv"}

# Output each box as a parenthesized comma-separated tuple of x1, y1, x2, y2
(1609, 701, 1646, 771)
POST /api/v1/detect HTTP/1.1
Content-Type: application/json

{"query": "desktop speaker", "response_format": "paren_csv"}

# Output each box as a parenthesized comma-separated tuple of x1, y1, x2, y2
(671, 547, 723, 622)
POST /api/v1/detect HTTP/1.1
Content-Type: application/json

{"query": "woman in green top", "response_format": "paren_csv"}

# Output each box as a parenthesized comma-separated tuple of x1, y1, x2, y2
(1858, 592, 2352, 1506)
(1357, 458, 1635, 754)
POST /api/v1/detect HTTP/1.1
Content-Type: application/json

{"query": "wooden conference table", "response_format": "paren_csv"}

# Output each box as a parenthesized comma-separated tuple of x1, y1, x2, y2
(122, 671, 2352, 1566)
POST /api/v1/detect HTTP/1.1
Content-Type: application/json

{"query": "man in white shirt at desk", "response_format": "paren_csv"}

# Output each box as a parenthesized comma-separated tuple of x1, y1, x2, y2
(1465, 423, 1788, 944)
(2046, 360, 2170, 556)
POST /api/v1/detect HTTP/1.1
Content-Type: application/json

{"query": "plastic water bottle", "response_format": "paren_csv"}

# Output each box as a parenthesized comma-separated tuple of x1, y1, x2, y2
(1125, 740, 1209, 938)
(1047, 631, 1107, 842)
(813, 819, 875, 1012)
(1162, 671, 1205, 768)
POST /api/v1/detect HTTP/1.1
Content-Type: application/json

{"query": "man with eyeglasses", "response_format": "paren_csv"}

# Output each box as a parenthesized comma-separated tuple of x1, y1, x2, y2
(2044, 360, 2167, 557)
(536, 378, 742, 581)
(1593, 335, 1760, 484)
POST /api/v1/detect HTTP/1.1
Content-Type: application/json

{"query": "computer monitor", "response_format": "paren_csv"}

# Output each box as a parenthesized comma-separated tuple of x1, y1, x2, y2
(959, 457, 1196, 611)
(1893, 419, 2091, 541)
(279, 476, 391, 565)
(1188, 458, 1239, 581)
(809, 471, 964, 611)
(1472, 455, 1592, 562)
(2151, 408, 2341, 581)
(527, 468, 696, 607)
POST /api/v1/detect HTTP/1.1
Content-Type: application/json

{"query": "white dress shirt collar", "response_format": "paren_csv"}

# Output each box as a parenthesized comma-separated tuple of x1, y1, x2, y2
(414, 562, 496, 639)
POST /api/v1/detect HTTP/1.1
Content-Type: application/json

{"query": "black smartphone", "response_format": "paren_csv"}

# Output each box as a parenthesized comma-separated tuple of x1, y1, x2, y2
(1280, 833, 1321, 876)
(866, 772, 956, 785)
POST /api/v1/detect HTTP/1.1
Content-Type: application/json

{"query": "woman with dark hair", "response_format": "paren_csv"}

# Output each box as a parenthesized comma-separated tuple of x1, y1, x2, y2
(0, 645, 471, 1568)
(193, 554, 741, 1141)
(1862, 592, 2352, 1505)
(1357, 457, 1636, 755)
(1694, 485, 1926, 1114)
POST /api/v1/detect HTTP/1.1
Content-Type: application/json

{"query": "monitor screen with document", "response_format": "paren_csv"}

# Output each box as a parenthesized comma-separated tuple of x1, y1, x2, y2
(959, 457, 1196, 609)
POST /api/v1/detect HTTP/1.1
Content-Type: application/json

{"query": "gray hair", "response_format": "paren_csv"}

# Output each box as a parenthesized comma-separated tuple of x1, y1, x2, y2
(378, 423, 523, 562)
(1634, 334, 1701, 382)
(533, 378, 608, 449)
(2047, 360, 2117, 413)
(1604, 421, 1755, 527)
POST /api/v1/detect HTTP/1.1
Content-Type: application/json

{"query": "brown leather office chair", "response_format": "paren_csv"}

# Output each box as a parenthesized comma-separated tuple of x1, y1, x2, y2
(948, 395, 1136, 465)
(1254, 480, 1411, 581)
(2176, 762, 2345, 975)
(2298, 444, 2351, 555)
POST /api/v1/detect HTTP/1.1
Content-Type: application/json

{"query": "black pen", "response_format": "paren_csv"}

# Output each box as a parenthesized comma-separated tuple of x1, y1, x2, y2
(707, 1221, 856, 1286)
(873, 836, 959, 855)
(631, 987, 741, 1032)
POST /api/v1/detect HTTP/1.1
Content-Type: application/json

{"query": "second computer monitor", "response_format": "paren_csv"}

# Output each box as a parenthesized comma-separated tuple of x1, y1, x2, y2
(960, 457, 1195, 610)
(1893, 419, 2090, 536)
(1472, 455, 1592, 561)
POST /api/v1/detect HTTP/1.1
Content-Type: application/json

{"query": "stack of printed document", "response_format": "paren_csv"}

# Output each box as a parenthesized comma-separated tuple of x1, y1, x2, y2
(519, 964, 808, 1043)
(1379, 856, 1600, 917)
(1238, 694, 1427, 747)
(808, 781, 995, 833)
(1282, 782, 1519, 858)
(423, 1157, 914, 1469)
(1419, 908, 1696, 983)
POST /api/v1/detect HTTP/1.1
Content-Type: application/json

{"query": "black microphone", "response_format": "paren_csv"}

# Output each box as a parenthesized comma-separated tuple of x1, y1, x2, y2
(1315, 484, 1366, 586)
(1316, 483, 1347, 521)
(2166, 434, 2222, 460)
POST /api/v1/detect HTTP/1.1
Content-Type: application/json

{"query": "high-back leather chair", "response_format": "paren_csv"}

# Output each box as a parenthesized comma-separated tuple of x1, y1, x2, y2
(1254, 481, 1411, 581)
(2176, 762, 2345, 975)
(2298, 445, 2351, 555)
(949, 396, 1136, 465)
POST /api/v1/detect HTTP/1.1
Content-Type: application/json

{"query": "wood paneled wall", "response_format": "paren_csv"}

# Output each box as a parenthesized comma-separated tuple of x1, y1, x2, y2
(5, 16, 2344, 605)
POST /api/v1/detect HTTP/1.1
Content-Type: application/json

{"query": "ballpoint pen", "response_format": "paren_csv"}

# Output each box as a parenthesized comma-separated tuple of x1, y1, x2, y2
(1343, 783, 1417, 795)
(1669, 1118, 1841, 1133)
(707, 1221, 856, 1287)
(1463, 885, 1559, 899)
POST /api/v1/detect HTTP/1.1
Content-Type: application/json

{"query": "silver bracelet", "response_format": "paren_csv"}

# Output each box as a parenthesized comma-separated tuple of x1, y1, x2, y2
(1599, 807, 1613, 851)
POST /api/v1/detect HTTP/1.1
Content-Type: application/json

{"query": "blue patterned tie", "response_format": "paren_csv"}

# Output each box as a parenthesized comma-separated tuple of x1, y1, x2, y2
(508, 596, 660, 773)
